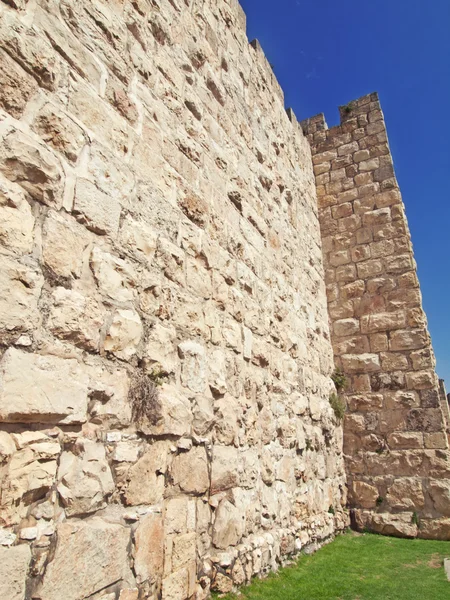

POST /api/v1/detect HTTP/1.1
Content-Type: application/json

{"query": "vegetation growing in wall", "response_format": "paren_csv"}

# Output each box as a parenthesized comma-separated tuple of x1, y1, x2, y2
(329, 393, 346, 420)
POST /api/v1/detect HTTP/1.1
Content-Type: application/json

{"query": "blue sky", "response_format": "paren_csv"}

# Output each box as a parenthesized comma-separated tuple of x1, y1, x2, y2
(240, 0, 450, 386)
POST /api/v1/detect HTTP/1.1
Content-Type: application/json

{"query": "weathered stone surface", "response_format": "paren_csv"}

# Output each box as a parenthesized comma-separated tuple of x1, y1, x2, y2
(429, 480, 450, 516)
(0, 48, 37, 118)
(0, 128, 63, 208)
(0, 255, 43, 333)
(178, 341, 207, 393)
(37, 519, 133, 600)
(0, 349, 88, 424)
(104, 308, 143, 360)
(370, 513, 418, 538)
(211, 446, 240, 494)
(134, 384, 192, 438)
(48, 287, 105, 352)
(90, 245, 137, 302)
(125, 442, 168, 506)
(134, 512, 164, 584)
(57, 439, 115, 517)
(213, 499, 245, 549)
(42, 210, 90, 279)
(0, 434, 59, 525)
(0, 174, 34, 254)
(73, 178, 121, 236)
(386, 478, 424, 510)
(171, 447, 209, 494)
(350, 481, 379, 509)
(32, 102, 87, 163)
(0, 544, 31, 600)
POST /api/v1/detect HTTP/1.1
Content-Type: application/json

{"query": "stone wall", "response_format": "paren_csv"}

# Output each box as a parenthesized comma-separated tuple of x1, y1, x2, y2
(0, 1, 347, 599)
(302, 93, 450, 540)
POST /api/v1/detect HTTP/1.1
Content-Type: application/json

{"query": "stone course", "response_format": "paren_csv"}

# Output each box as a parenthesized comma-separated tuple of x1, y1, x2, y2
(0, 1, 347, 598)
(302, 93, 450, 540)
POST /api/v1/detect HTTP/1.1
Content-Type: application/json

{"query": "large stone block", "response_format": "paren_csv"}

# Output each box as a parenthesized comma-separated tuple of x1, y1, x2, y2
(0, 255, 43, 334)
(0, 8, 61, 90)
(0, 175, 34, 255)
(125, 442, 168, 506)
(171, 447, 209, 495)
(0, 349, 89, 424)
(36, 519, 133, 600)
(134, 512, 164, 584)
(0, 545, 31, 600)
(0, 128, 64, 208)
(57, 439, 114, 517)
(0, 48, 37, 118)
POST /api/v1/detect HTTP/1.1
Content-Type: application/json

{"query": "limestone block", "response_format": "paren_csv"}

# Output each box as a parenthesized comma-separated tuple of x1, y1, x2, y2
(334, 318, 359, 337)
(240, 448, 260, 489)
(73, 178, 121, 236)
(192, 395, 215, 436)
(429, 480, 450, 516)
(144, 322, 178, 374)
(88, 366, 131, 427)
(172, 531, 197, 570)
(0, 545, 31, 600)
(0, 348, 89, 424)
(389, 329, 428, 351)
(211, 446, 239, 494)
(134, 512, 164, 584)
(36, 519, 133, 600)
(134, 384, 192, 438)
(0, 431, 15, 462)
(386, 478, 424, 510)
(405, 371, 435, 391)
(212, 499, 245, 550)
(104, 309, 143, 360)
(162, 567, 189, 600)
(48, 287, 105, 352)
(208, 348, 228, 395)
(0, 48, 37, 118)
(125, 442, 168, 506)
(90, 246, 137, 303)
(178, 340, 207, 393)
(119, 216, 158, 265)
(57, 439, 115, 517)
(0, 8, 61, 90)
(0, 437, 58, 525)
(418, 518, 450, 540)
(341, 353, 380, 373)
(112, 441, 140, 463)
(0, 128, 63, 208)
(32, 102, 87, 163)
(370, 513, 417, 538)
(42, 210, 90, 279)
(0, 174, 34, 254)
(171, 447, 209, 494)
(0, 254, 43, 336)
(67, 80, 130, 157)
(33, 7, 104, 92)
(213, 395, 240, 445)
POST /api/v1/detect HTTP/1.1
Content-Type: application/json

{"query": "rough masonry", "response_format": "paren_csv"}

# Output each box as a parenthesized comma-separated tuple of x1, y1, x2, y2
(0, 1, 347, 599)
(0, 1, 448, 599)
(302, 94, 450, 540)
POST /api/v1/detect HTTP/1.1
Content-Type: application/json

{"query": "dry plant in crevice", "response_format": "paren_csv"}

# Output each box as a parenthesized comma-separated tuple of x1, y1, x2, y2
(130, 372, 163, 428)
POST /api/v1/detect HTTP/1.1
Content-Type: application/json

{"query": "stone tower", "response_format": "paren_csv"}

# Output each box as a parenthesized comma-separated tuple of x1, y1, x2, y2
(302, 93, 450, 539)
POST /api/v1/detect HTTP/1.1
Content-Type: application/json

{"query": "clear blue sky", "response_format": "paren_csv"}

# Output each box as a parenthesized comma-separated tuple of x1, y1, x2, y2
(240, 0, 450, 386)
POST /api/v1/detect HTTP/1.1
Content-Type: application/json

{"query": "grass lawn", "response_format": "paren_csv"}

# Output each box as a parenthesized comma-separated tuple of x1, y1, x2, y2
(217, 532, 450, 600)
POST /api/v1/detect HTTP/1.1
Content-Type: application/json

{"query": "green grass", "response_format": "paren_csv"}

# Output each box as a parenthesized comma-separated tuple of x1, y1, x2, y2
(217, 532, 450, 600)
